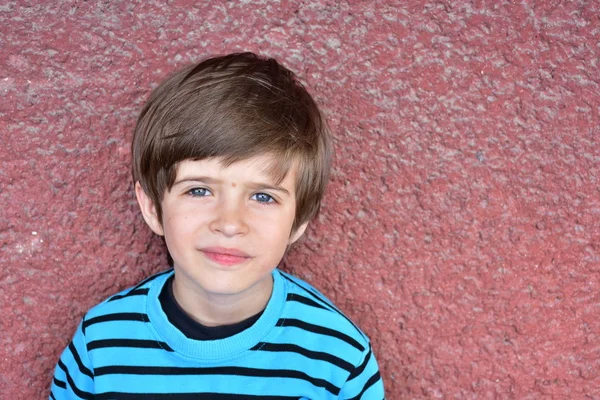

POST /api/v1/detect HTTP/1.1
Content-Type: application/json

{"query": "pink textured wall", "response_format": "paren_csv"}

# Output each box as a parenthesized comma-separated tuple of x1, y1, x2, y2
(1, 1, 599, 398)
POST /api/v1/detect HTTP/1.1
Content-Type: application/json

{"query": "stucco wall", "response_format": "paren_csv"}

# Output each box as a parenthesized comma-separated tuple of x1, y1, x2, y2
(1, 1, 599, 398)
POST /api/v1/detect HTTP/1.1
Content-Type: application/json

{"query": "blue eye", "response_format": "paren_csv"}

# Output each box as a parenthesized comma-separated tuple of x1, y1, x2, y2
(189, 187, 210, 197)
(252, 193, 275, 203)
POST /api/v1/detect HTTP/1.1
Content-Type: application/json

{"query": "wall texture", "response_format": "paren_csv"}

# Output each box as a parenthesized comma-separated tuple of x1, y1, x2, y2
(1, 1, 599, 398)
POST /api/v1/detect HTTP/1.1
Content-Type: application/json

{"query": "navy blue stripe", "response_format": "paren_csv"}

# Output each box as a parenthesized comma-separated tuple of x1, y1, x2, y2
(88, 339, 173, 352)
(108, 288, 149, 302)
(281, 273, 367, 342)
(96, 393, 299, 400)
(53, 378, 66, 389)
(131, 268, 173, 291)
(105, 268, 172, 303)
(286, 293, 327, 310)
(94, 365, 340, 395)
(68, 342, 94, 379)
(348, 371, 381, 400)
(348, 345, 372, 380)
(252, 342, 354, 372)
(83, 312, 149, 330)
(57, 360, 93, 400)
(276, 318, 365, 351)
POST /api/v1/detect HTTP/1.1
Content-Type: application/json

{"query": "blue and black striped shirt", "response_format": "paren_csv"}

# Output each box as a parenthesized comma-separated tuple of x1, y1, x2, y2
(50, 269, 385, 399)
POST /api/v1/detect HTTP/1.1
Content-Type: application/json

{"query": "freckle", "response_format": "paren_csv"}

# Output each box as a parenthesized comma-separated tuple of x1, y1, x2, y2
(231, 183, 237, 187)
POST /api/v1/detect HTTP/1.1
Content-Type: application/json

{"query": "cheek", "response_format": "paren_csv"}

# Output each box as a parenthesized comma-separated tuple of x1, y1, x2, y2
(162, 211, 197, 237)
(256, 215, 296, 245)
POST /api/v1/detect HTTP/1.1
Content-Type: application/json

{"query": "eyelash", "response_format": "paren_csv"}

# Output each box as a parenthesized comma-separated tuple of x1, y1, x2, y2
(187, 188, 277, 205)
(251, 193, 276, 204)
(188, 187, 211, 197)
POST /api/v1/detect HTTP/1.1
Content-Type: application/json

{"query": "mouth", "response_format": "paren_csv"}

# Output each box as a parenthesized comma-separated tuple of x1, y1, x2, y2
(199, 247, 252, 266)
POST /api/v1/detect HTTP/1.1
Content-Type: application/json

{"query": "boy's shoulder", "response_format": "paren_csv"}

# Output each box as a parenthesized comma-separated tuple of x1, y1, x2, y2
(277, 270, 371, 353)
(82, 269, 173, 328)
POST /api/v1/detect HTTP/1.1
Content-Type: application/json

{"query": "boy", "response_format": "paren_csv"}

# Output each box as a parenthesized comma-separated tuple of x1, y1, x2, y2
(50, 52, 384, 399)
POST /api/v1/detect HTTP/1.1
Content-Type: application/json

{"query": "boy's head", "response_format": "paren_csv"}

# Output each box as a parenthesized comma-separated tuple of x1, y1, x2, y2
(132, 52, 332, 235)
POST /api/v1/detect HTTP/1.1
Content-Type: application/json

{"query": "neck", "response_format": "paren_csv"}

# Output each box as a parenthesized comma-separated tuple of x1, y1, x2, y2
(171, 274, 273, 327)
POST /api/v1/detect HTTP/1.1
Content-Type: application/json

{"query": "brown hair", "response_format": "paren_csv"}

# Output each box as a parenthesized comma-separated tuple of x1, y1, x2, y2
(132, 52, 333, 233)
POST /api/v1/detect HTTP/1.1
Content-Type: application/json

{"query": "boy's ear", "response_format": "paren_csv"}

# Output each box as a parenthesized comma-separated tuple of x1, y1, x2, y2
(135, 182, 164, 236)
(288, 221, 309, 245)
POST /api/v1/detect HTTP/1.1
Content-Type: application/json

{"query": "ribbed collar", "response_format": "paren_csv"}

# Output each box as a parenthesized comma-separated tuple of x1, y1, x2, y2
(145, 269, 286, 361)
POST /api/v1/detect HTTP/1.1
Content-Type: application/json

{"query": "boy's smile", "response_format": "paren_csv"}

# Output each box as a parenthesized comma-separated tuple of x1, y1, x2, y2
(136, 154, 307, 326)
(199, 246, 252, 266)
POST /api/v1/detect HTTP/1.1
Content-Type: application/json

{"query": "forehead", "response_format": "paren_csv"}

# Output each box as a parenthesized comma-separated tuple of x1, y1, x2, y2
(175, 154, 297, 187)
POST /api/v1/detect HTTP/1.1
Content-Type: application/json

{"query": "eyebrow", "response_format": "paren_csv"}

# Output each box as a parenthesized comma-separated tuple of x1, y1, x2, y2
(174, 176, 220, 186)
(174, 176, 291, 196)
(247, 182, 291, 196)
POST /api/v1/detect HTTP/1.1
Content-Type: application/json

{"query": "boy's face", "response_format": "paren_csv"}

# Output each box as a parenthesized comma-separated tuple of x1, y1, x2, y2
(136, 154, 307, 306)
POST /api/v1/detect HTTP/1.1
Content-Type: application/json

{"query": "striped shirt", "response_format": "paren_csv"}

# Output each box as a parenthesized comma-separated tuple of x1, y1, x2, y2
(50, 269, 385, 399)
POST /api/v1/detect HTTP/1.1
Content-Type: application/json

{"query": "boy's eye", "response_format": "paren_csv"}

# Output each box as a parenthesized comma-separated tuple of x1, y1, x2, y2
(188, 187, 211, 197)
(252, 193, 275, 203)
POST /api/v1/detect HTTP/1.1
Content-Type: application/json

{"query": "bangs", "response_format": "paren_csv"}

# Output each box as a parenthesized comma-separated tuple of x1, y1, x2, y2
(133, 52, 332, 232)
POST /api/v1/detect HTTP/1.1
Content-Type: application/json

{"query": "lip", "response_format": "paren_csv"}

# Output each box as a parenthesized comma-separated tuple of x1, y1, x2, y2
(199, 247, 252, 266)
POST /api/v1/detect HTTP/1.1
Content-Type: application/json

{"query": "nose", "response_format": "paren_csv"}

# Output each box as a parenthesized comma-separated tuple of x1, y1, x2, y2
(208, 199, 249, 237)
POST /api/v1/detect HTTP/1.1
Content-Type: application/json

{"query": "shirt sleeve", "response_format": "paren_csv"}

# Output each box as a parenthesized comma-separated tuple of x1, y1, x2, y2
(338, 343, 385, 400)
(49, 318, 94, 400)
